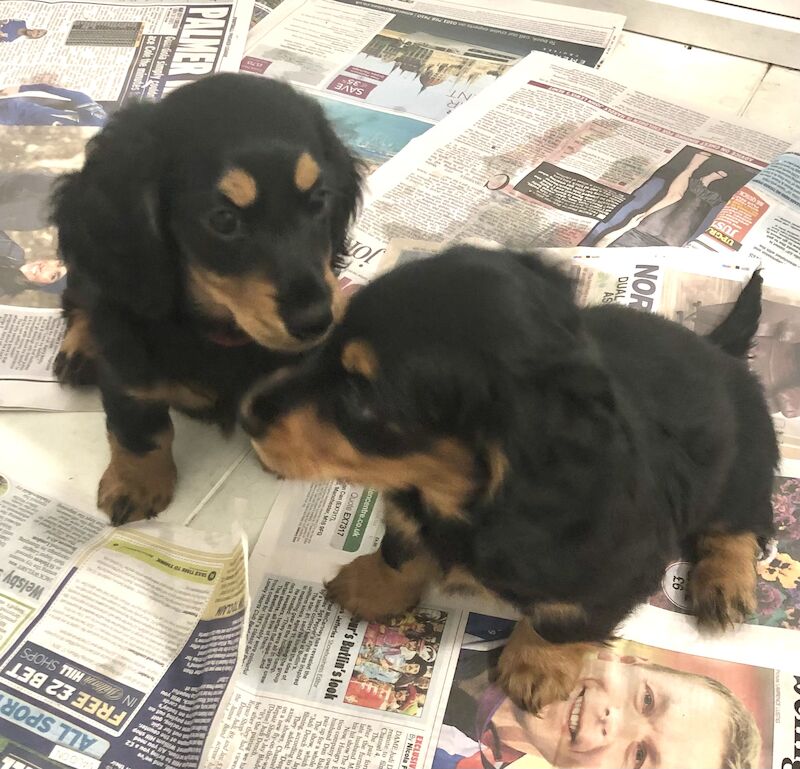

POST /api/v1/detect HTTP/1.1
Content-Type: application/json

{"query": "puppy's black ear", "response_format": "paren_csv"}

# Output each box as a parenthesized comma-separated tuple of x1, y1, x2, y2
(313, 109, 364, 260)
(51, 102, 176, 319)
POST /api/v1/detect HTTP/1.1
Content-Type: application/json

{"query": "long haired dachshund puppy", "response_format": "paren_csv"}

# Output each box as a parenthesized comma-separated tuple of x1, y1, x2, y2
(241, 246, 777, 712)
(51, 73, 362, 525)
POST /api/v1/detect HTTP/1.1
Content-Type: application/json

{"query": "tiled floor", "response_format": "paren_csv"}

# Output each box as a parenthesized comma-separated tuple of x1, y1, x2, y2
(606, 31, 800, 129)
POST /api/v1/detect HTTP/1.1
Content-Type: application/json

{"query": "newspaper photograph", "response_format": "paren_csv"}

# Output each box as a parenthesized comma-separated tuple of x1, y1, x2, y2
(248, 0, 281, 29)
(690, 142, 800, 268)
(340, 51, 794, 285)
(0, 470, 249, 769)
(0, 124, 101, 410)
(242, 0, 623, 170)
(434, 613, 792, 769)
(1, 0, 250, 118)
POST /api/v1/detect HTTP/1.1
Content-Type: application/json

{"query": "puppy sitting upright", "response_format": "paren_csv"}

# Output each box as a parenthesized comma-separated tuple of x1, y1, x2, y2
(52, 73, 361, 525)
(240, 246, 777, 712)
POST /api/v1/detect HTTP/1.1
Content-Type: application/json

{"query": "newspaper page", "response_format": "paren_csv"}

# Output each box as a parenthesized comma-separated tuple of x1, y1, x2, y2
(207, 479, 466, 769)
(0, 470, 249, 769)
(0, 0, 250, 109)
(690, 141, 800, 269)
(0, 0, 254, 410)
(242, 0, 623, 171)
(339, 51, 795, 288)
(209, 248, 800, 768)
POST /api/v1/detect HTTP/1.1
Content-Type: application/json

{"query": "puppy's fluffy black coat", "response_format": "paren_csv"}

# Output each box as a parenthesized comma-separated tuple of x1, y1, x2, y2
(52, 73, 361, 524)
(242, 246, 777, 711)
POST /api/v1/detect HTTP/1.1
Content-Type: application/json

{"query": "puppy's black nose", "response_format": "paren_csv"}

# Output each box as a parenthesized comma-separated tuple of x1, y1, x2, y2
(284, 302, 333, 341)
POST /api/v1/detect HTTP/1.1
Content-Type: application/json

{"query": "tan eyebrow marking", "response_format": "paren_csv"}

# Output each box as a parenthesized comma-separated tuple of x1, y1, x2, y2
(294, 152, 320, 192)
(341, 339, 378, 380)
(217, 168, 258, 207)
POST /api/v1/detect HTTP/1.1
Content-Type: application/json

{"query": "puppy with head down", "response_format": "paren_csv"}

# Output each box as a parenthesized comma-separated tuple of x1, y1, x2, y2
(51, 73, 362, 524)
(241, 246, 777, 712)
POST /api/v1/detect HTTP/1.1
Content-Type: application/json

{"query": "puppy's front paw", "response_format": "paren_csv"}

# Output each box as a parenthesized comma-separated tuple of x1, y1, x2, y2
(325, 552, 424, 622)
(97, 458, 176, 526)
(496, 639, 586, 713)
(691, 532, 758, 633)
(54, 310, 98, 387)
(54, 349, 98, 387)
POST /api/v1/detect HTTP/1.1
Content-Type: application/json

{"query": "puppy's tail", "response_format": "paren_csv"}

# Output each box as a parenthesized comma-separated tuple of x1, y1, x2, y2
(706, 269, 762, 359)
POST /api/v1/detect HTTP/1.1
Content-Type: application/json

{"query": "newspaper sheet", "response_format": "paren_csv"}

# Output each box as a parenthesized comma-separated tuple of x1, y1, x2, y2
(0, 470, 249, 769)
(0, 0, 254, 410)
(339, 51, 795, 288)
(209, 249, 800, 768)
(242, 0, 623, 172)
(690, 140, 800, 268)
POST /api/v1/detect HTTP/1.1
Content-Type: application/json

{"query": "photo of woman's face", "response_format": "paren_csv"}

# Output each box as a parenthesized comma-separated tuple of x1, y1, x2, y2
(495, 653, 729, 768)
(19, 258, 66, 284)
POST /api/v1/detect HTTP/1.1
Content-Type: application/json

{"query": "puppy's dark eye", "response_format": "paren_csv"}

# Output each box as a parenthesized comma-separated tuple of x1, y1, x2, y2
(344, 377, 378, 423)
(307, 188, 329, 216)
(207, 208, 240, 236)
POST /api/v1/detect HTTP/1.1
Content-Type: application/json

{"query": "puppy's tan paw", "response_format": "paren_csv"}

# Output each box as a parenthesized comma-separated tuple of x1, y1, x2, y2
(496, 637, 589, 713)
(99, 429, 177, 526)
(691, 532, 758, 633)
(98, 459, 176, 526)
(325, 552, 426, 622)
(691, 563, 757, 632)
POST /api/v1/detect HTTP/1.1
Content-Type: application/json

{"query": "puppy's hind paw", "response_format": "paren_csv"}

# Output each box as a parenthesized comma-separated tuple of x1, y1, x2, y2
(690, 568, 757, 633)
(690, 531, 758, 633)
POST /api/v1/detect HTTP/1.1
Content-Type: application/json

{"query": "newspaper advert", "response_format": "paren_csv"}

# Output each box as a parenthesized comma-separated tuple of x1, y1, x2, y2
(690, 142, 800, 268)
(0, 470, 249, 769)
(339, 51, 794, 286)
(242, 0, 623, 170)
(1, 0, 250, 114)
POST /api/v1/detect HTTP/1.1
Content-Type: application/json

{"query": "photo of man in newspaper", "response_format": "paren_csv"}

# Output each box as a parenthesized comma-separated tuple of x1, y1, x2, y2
(666, 276, 800, 456)
(581, 146, 758, 249)
(345, 608, 446, 717)
(435, 614, 772, 769)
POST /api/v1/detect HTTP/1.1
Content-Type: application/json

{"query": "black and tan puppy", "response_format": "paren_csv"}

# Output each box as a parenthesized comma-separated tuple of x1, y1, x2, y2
(240, 246, 777, 712)
(51, 73, 361, 524)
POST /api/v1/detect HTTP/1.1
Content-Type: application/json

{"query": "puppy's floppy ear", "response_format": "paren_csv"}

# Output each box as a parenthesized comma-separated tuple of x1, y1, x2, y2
(51, 102, 176, 319)
(311, 107, 364, 261)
